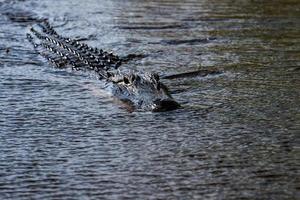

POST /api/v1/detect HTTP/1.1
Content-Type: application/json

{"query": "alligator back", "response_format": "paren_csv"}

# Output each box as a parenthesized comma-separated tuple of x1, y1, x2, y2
(27, 20, 121, 79)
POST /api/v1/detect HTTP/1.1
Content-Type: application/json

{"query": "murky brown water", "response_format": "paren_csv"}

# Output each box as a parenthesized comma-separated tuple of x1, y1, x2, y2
(0, 0, 299, 199)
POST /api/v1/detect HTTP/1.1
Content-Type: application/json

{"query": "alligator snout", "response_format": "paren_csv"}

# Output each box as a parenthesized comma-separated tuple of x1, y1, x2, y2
(152, 99, 180, 112)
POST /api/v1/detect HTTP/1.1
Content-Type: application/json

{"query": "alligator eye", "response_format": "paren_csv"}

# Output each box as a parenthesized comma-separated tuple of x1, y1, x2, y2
(130, 74, 135, 82)
(123, 77, 130, 84)
(135, 75, 141, 82)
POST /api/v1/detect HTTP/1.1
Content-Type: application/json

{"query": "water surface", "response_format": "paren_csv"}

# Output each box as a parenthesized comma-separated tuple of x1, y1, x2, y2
(0, 0, 299, 199)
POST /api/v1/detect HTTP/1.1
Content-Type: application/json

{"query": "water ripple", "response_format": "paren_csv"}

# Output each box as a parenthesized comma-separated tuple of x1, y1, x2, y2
(0, 0, 299, 199)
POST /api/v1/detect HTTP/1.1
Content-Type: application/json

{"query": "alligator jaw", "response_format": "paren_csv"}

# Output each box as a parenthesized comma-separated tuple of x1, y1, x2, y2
(151, 99, 181, 112)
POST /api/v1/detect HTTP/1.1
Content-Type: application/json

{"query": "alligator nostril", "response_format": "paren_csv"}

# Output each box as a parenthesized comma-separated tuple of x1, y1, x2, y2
(153, 99, 180, 112)
(153, 99, 161, 104)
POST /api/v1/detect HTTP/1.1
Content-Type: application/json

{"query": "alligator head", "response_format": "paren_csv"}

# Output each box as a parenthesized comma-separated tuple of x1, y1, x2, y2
(109, 72, 180, 112)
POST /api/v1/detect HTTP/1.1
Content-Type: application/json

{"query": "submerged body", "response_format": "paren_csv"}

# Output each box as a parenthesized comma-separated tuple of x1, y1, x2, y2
(27, 21, 180, 112)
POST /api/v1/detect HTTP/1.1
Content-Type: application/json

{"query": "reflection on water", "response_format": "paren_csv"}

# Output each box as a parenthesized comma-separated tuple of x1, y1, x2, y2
(0, 0, 299, 199)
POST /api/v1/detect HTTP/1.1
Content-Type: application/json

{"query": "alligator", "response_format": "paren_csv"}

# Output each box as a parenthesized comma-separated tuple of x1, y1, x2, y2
(26, 20, 220, 112)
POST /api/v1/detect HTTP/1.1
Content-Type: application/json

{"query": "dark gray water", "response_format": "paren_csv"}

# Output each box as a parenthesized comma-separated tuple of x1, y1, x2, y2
(0, 0, 299, 199)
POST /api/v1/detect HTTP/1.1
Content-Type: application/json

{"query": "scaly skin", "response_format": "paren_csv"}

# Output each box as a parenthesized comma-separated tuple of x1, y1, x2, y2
(27, 20, 180, 112)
